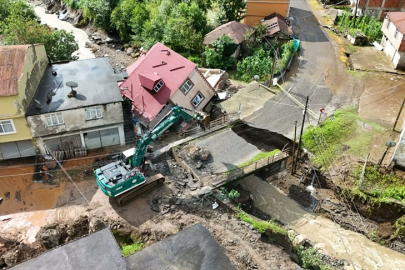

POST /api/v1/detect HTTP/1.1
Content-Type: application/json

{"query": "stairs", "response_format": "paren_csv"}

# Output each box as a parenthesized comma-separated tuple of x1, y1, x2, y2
(122, 100, 136, 145)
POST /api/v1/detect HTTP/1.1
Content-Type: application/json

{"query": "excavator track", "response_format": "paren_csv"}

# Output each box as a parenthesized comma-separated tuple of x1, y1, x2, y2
(115, 174, 165, 206)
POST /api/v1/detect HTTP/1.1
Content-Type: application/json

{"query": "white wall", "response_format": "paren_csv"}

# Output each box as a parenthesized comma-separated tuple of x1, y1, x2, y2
(27, 102, 124, 137)
(170, 68, 216, 112)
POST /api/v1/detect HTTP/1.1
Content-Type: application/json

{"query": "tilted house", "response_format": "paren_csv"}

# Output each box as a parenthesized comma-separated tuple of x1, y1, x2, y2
(25, 57, 134, 156)
(203, 21, 256, 58)
(119, 43, 216, 128)
(0, 44, 48, 159)
(262, 12, 293, 41)
(381, 12, 405, 69)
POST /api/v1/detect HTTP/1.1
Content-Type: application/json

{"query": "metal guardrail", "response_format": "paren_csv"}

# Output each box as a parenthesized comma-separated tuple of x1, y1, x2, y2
(212, 150, 289, 187)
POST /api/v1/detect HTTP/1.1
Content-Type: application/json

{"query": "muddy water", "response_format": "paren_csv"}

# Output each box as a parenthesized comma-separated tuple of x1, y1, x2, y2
(33, 5, 95, 60)
(238, 175, 405, 270)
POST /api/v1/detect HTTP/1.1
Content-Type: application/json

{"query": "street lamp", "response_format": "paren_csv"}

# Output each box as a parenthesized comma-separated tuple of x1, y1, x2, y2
(378, 141, 396, 167)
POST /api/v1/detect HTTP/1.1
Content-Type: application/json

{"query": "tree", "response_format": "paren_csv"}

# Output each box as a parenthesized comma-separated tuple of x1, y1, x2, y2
(163, 1, 208, 54)
(43, 30, 79, 62)
(111, 0, 141, 41)
(236, 48, 273, 82)
(1, 17, 78, 62)
(216, 0, 246, 23)
(82, 0, 120, 31)
(203, 34, 238, 70)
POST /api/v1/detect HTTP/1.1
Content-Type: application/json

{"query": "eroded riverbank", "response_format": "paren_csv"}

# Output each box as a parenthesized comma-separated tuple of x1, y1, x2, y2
(237, 175, 405, 270)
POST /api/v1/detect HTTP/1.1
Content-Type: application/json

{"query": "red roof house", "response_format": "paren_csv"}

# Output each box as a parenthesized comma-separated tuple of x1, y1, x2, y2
(120, 43, 216, 126)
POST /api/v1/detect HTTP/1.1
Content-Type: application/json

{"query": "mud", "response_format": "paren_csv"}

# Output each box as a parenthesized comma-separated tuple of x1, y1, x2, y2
(237, 174, 405, 270)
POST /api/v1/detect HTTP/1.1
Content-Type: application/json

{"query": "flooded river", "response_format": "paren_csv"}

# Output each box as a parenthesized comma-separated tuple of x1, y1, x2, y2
(33, 5, 95, 60)
(238, 175, 405, 270)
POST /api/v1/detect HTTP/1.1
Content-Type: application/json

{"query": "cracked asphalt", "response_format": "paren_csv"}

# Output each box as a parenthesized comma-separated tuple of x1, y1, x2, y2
(196, 0, 339, 171)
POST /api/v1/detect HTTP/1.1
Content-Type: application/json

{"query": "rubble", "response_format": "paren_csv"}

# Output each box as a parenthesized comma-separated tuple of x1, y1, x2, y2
(40, 229, 61, 249)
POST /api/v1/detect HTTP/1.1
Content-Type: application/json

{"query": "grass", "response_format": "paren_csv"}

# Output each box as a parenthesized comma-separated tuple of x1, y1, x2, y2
(236, 208, 287, 235)
(393, 216, 405, 238)
(348, 166, 405, 204)
(238, 149, 281, 168)
(121, 241, 144, 256)
(301, 108, 391, 169)
(294, 246, 332, 270)
(113, 229, 144, 257)
(347, 44, 358, 54)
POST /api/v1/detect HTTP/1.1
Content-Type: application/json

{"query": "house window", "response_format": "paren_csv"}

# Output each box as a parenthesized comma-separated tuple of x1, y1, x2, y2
(191, 92, 204, 108)
(0, 120, 16, 135)
(153, 80, 165, 92)
(46, 113, 64, 126)
(387, 21, 391, 29)
(394, 30, 399, 39)
(180, 79, 194, 94)
(85, 106, 103, 120)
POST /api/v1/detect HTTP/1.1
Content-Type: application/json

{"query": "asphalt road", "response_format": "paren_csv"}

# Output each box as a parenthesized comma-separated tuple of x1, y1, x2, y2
(198, 0, 336, 170)
(245, 0, 335, 139)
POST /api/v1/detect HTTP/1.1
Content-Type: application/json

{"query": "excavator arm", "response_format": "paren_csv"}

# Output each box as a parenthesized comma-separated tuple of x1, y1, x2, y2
(131, 106, 203, 167)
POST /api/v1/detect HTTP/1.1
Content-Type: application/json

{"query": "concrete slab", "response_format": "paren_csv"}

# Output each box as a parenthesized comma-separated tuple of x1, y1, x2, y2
(126, 223, 236, 270)
(194, 129, 261, 172)
(218, 81, 275, 119)
(351, 46, 397, 73)
(10, 228, 128, 270)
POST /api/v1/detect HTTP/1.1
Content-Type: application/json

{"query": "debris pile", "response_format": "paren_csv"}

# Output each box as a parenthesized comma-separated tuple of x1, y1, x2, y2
(165, 159, 203, 191)
(176, 144, 213, 172)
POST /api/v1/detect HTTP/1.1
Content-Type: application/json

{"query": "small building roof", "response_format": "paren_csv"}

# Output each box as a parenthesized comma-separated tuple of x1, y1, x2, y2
(126, 223, 236, 270)
(26, 57, 123, 116)
(386, 12, 405, 34)
(120, 43, 196, 123)
(204, 21, 256, 45)
(10, 228, 128, 270)
(0, 45, 31, 97)
(262, 12, 292, 37)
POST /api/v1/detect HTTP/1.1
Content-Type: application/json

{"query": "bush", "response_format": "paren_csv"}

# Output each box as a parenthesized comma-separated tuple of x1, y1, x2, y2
(203, 34, 238, 70)
(336, 12, 382, 43)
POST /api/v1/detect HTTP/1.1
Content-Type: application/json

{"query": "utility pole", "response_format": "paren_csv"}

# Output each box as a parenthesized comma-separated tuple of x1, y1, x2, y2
(292, 121, 297, 174)
(353, 0, 359, 27)
(293, 96, 309, 173)
(270, 52, 277, 82)
(393, 96, 405, 132)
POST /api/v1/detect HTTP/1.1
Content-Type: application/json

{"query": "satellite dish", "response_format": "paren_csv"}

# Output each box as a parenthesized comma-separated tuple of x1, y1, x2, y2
(386, 141, 396, 148)
(66, 81, 78, 98)
(66, 81, 78, 88)
(34, 99, 44, 109)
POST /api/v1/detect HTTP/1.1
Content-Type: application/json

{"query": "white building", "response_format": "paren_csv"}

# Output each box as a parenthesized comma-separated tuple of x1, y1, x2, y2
(26, 58, 134, 156)
(381, 12, 405, 69)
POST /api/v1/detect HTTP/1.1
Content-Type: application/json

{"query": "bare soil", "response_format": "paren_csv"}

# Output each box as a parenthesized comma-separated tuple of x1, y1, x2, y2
(0, 152, 300, 269)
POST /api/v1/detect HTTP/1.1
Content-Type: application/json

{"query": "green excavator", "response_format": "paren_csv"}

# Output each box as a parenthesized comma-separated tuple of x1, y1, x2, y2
(94, 106, 204, 206)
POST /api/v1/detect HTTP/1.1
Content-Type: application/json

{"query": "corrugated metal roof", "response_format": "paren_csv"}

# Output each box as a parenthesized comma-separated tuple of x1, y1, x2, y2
(120, 43, 196, 123)
(387, 12, 405, 34)
(0, 45, 31, 96)
(203, 21, 256, 45)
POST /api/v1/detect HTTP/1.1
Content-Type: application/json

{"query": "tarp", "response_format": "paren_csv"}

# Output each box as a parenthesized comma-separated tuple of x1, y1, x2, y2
(293, 39, 300, 52)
